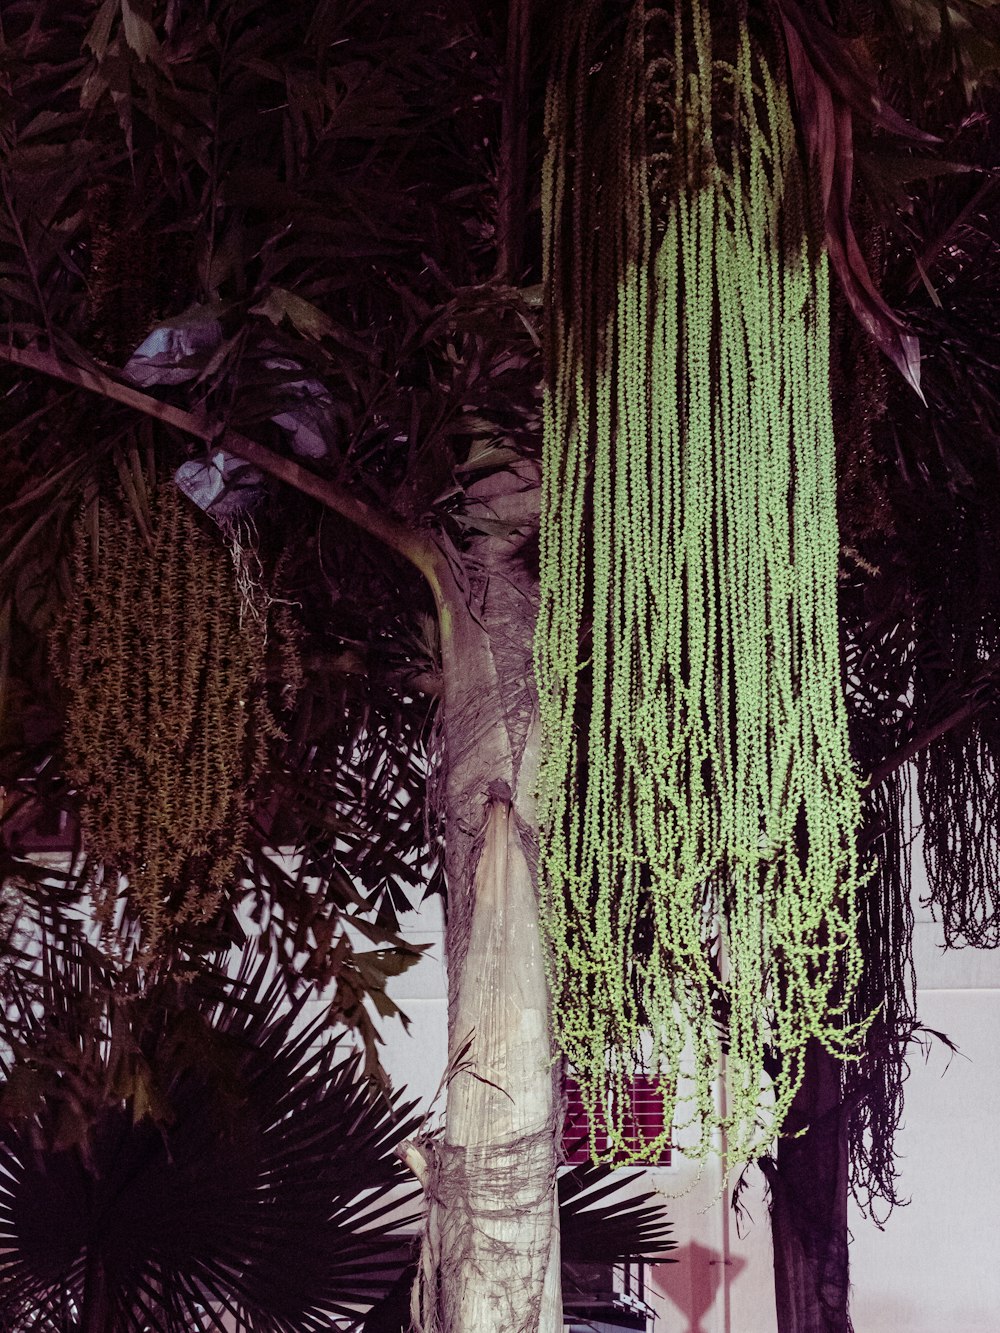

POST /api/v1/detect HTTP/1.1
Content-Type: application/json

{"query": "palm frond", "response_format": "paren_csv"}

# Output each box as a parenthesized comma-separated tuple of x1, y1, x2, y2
(0, 924, 423, 1332)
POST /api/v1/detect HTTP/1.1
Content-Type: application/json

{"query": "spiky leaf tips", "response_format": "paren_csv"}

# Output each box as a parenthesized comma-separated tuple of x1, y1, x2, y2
(536, 0, 868, 1169)
(51, 478, 282, 947)
(0, 941, 423, 1333)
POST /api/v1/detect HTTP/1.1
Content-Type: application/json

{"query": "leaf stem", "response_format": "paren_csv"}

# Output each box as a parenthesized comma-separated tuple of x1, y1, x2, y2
(0, 342, 443, 587)
(495, 0, 531, 284)
(1, 179, 57, 350)
(867, 698, 981, 788)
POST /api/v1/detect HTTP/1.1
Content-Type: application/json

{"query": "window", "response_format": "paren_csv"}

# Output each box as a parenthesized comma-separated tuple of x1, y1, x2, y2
(562, 1073, 672, 1166)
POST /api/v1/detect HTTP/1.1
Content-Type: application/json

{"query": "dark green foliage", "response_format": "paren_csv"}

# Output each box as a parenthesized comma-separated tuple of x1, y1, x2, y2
(0, 899, 677, 1331)
(830, 0, 1000, 1217)
(557, 1157, 677, 1265)
(0, 0, 541, 994)
(0, 0, 539, 1062)
(0, 907, 423, 1332)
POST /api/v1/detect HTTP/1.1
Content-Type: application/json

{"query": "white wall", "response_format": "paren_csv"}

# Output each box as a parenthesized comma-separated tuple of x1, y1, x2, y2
(373, 866, 1000, 1333)
(642, 854, 1000, 1333)
(847, 880, 1000, 1333)
(368, 897, 449, 1121)
(643, 1153, 777, 1333)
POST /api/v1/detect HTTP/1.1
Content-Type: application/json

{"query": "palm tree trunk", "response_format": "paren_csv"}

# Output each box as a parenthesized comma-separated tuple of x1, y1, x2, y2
(424, 465, 561, 1332)
(81, 1248, 109, 1333)
(433, 780, 560, 1333)
(765, 1041, 852, 1333)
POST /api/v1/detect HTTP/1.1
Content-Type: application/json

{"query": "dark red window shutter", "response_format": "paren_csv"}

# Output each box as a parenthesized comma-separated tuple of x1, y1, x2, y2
(562, 1074, 671, 1166)
(621, 1074, 671, 1165)
(562, 1074, 607, 1163)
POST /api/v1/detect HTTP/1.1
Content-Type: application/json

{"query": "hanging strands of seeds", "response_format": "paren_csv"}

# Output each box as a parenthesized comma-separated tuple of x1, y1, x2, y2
(916, 701, 1000, 948)
(52, 478, 286, 949)
(535, 0, 868, 1167)
(840, 621, 923, 1218)
(842, 767, 919, 1220)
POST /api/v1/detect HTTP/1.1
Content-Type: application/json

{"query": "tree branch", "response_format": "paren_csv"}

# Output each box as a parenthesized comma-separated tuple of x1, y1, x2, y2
(868, 698, 982, 788)
(395, 1139, 430, 1190)
(0, 342, 442, 586)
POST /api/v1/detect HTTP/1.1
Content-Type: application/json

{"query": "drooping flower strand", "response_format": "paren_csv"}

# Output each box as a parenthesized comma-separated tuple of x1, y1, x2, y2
(536, 0, 868, 1169)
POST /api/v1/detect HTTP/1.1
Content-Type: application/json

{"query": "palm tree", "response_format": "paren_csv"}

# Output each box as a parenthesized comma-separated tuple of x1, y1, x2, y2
(0, 1, 557, 1325)
(3, 2, 1000, 1331)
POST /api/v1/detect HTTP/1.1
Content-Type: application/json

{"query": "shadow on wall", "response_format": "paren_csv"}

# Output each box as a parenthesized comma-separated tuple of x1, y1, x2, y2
(654, 1240, 747, 1333)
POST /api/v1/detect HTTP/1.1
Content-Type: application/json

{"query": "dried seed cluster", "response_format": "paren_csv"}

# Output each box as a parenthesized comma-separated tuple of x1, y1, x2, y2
(53, 481, 283, 945)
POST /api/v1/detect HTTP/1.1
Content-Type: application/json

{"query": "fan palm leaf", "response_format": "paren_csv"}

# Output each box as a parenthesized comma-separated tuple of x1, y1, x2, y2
(0, 911, 423, 1332)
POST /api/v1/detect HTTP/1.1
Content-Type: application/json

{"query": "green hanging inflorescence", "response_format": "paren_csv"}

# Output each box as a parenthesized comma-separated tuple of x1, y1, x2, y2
(535, 0, 869, 1168)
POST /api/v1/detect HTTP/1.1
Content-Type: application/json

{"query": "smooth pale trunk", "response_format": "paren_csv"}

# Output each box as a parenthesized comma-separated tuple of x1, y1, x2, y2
(422, 465, 561, 1332)
(436, 788, 560, 1332)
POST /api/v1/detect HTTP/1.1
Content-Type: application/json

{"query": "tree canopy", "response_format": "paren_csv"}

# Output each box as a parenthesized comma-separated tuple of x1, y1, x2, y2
(2, 0, 1000, 1328)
